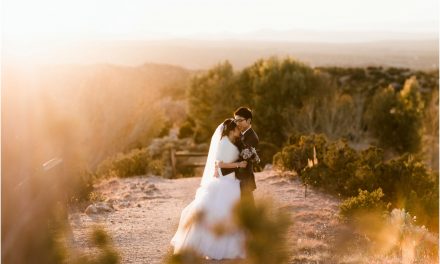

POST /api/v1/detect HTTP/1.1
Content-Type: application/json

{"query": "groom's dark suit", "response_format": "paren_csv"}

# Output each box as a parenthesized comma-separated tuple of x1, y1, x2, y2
(221, 127, 259, 203)
(236, 128, 259, 191)
(227, 128, 260, 202)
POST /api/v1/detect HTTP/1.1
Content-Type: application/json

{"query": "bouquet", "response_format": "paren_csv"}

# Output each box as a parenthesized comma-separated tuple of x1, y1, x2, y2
(240, 145, 260, 164)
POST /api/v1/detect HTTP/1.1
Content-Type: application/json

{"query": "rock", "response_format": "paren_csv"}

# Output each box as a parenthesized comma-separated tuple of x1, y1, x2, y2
(119, 201, 131, 208)
(264, 164, 273, 171)
(148, 184, 158, 191)
(108, 179, 119, 185)
(84, 202, 114, 215)
(84, 205, 97, 214)
(144, 184, 159, 195)
(145, 189, 155, 195)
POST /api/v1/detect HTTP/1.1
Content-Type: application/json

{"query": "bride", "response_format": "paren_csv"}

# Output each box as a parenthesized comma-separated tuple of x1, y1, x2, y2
(170, 118, 247, 260)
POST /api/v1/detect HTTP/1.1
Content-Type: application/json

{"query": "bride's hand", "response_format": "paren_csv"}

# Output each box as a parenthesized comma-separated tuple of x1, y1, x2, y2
(214, 161, 221, 177)
(239, 161, 247, 168)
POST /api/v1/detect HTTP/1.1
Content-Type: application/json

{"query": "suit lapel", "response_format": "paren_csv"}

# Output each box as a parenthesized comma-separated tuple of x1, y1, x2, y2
(242, 128, 253, 145)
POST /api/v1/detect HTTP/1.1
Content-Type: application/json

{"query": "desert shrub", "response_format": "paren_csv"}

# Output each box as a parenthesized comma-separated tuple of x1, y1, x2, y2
(368, 77, 424, 154)
(96, 148, 150, 178)
(422, 88, 439, 170)
(70, 170, 96, 203)
(178, 118, 195, 139)
(273, 134, 327, 175)
(322, 140, 359, 195)
(345, 146, 384, 194)
(275, 135, 439, 232)
(165, 249, 203, 264)
(69, 227, 121, 264)
(257, 141, 280, 167)
(233, 198, 292, 264)
(148, 136, 204, 178)
(186, 58, 328, 146)
(341, 207, 438, 262)
(301, 163, 329, 187)
(340, 188, 389, 219)
(158, 120, 173, 138)
(187, 61, 238, 143)
(96, 136, 197, 178)
(376, 154, 439, 231)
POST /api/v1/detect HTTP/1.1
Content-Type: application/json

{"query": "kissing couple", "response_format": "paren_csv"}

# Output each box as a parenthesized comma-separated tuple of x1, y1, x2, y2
(171, 107, 259, 260)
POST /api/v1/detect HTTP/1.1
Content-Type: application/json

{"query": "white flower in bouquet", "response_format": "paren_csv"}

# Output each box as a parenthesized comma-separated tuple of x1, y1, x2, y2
(240, 146, 260, 164)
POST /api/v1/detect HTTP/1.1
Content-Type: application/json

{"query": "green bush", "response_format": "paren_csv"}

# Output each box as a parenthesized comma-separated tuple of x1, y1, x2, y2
(340, 188, 389, 219)
(187, 58, 329, 146)
(178, 118, 195, 139)
(275, 135, 439, 231)
(345, 146, 384, 194)
(273, 134, 327, 175)
(376, 154, 439, 231)
(96, 148, 150, 178)
(70, 227, 121, 264)
(368, 77, 424, 154)
(257, 141, 280, 167)
(70, 170, 96, 203)
(322, 140, 359, 195)
(233, 198, 292, 264)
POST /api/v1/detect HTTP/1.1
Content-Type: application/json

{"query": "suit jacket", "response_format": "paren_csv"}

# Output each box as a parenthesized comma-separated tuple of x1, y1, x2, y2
(221, 127, 259, 191)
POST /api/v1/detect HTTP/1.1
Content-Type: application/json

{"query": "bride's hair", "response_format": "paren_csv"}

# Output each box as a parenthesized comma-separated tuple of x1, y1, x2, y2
(221, 118, 238, 137)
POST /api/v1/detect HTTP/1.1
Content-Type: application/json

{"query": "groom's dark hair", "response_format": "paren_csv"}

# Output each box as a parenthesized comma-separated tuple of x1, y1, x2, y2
(234, 107, 253, 121)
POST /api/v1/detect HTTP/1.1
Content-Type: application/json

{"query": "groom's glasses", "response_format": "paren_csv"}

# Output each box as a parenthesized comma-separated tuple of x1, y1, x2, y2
(234, 118, 246, 123)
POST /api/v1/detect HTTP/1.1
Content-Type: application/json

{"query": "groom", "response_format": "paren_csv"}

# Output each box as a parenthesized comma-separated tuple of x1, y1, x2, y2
(233, 107, 259, 205)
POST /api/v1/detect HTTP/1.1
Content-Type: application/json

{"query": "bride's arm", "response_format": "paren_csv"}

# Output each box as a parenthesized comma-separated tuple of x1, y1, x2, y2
(214, 138, 247, 175)
(217, 160, 247, 169)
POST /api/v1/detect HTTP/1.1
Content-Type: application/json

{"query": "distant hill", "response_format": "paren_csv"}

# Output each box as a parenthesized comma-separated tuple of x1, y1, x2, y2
(5, 39, 438, 70)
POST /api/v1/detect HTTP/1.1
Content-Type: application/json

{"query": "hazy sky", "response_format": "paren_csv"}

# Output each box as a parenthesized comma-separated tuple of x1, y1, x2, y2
(3, 0, 438, 41)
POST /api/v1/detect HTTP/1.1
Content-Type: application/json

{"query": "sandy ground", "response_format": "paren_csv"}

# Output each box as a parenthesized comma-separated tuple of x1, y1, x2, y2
(68, 170, 413, 264)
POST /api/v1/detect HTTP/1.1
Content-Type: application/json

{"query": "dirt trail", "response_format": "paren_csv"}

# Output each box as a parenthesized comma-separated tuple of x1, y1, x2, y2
(68, 170, 358, 263)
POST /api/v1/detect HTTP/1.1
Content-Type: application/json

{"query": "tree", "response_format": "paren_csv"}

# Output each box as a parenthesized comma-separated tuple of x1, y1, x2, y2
(187, 61, 237, 143)
(368, 77, 424, 154)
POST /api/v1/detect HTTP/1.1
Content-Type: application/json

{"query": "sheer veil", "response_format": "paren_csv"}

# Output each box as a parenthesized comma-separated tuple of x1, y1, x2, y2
(200, 123, 224, 186)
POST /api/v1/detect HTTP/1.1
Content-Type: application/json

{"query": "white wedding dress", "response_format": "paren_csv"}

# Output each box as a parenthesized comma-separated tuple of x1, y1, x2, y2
(170, 132, 245, 260)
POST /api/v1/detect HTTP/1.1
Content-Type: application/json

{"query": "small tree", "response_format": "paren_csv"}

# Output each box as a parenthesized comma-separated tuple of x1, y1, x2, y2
(368, 77, 424, 154)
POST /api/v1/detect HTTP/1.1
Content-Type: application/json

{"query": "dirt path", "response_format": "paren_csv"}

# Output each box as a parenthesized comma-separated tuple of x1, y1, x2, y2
(68, 170, 355, 263)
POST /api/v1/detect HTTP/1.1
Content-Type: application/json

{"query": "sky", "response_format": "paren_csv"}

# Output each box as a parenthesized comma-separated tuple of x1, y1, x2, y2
(2, 0, 438, 42)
